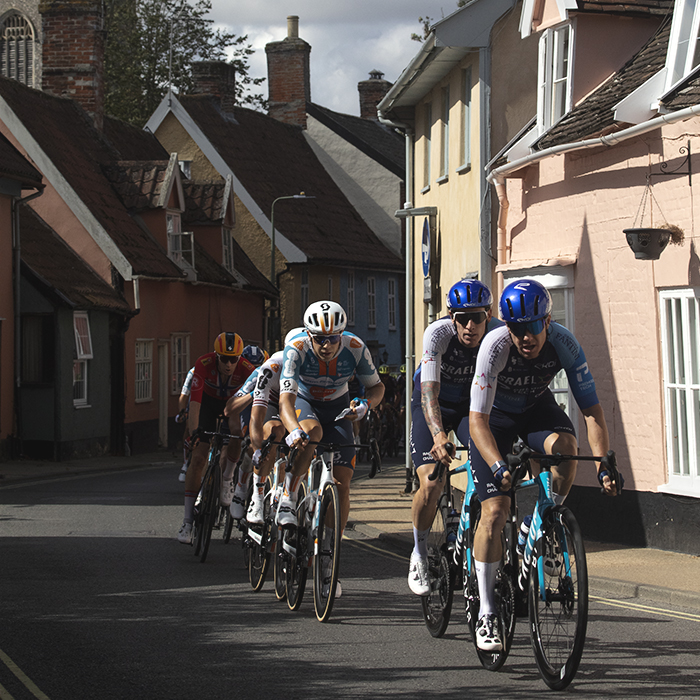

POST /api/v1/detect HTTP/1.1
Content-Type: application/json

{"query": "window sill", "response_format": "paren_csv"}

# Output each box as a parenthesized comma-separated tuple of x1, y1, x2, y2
(456, 163, 471, 174)
(436, 175, 448, 185)
(135, 398, 153, 404)
(73, 403, 91, 409)
(420, 185, 431, 194)
(658, 482, 700, 499)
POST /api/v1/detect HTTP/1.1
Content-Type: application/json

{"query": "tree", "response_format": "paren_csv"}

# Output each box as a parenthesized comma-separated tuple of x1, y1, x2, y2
(104, 0, 265, 126)
(411, 1, 469, 42)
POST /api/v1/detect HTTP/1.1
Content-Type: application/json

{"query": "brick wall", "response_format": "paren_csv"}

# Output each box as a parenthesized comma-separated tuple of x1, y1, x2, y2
(358, 70, 391, 120)
(191, 61, 236, 113)
(39, 0, 104, 129)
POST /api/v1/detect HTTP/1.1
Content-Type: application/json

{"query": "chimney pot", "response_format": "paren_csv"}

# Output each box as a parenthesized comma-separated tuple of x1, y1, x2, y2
(287, 15, 299, 39)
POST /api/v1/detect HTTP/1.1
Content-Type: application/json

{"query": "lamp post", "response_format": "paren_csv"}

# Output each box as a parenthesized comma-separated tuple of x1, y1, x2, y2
(270, 193, 315, 283)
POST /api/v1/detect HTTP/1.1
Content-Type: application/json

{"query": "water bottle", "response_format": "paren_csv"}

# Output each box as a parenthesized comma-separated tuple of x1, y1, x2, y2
(517, 514, 533, 556)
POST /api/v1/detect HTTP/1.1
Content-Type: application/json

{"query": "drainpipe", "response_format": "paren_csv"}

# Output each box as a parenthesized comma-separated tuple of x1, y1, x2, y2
(486, 102, 700, 292)
(12, 186, 44, 457)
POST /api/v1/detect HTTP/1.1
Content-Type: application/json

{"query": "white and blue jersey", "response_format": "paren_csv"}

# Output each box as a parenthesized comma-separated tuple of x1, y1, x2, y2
(418, 317, 502, 407)
(280, 332, 380, 402)
(470, 323, 599, 415)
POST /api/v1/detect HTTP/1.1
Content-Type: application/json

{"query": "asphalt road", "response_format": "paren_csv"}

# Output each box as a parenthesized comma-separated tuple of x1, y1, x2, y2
(1, 466, 699, 699)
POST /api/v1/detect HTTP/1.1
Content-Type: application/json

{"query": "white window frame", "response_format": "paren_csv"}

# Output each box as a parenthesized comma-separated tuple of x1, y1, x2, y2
(658, 288, 700, 497)
(459, 67, 472, 172)
(300, 267, 309, 320)
(222, 227, 235, 274)
(367, 276, 377, 329)
(537, 22, 574, 134)
(135, 339, 154, 403)
(439, 86, 450, 181)
(347, 271, 356, 326)
(73, 311, 92, 407)
(665, 0, 700, 91)
(423, 102, 432, 191)
(167, 212, 195, 271)
(388, 277, 397, 330)
(171, 333, 191, 395)
(503, 268, 575, 423)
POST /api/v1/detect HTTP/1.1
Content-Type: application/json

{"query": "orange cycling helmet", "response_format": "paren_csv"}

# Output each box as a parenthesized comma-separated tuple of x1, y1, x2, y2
(213, 332, 244, 357)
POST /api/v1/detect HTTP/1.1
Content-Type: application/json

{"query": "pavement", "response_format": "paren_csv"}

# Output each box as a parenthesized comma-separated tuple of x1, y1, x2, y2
(2, 449, 700, 612)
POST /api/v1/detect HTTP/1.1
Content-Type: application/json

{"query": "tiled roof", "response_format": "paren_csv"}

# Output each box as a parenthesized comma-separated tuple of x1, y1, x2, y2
(178, 95, 403, 270)
(535, 15, 671, 150)
(0, 76, 182, 279)
(183, 181, 226, 224)
(103, 116, 170, 160)
(660, 67, 700, 109)
(306, 102, 405, 177)
(0, 131, 43, 188)
(573, 1, 673, 16)
(102, 160, 171, 211)
(20, 205, 131, 313)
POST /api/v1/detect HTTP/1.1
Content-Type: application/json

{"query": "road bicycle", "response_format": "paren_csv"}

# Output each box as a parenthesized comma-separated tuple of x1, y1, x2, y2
(241, 437, 287, 593)
(425, 442, 620, 689)
(190, 418, 235, 563)
(281, 437, 381, 622)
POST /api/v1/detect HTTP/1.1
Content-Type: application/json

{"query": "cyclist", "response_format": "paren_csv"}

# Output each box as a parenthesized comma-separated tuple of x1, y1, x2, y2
(277, 301, 385, 546)
(407, 279, 497, 596)
(177, 332, 255, 544)
(468, 278, 621, 651)
(175, 366, 195, 482)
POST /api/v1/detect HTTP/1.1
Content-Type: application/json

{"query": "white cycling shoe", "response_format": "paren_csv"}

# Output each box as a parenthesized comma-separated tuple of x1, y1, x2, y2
(408, 551, 430, 596)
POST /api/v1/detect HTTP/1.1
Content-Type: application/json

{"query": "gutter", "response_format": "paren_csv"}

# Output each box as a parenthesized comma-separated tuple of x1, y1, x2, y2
(487, 103, 700, 287)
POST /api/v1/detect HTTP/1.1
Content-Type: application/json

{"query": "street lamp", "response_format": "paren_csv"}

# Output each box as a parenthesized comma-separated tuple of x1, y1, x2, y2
(270, 192, 315, 283)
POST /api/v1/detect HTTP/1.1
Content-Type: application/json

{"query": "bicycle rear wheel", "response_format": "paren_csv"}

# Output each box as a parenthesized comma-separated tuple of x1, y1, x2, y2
(273, 527, 287, 601)
(528, 505, 588, 690)
(313, 482, 342, 622)
(420, 492, 454, 638)
(285, 480, 308, 611)
(464, 495, 514, 671)
(247, 479, 271, 591)
(196, 458, 221, 563)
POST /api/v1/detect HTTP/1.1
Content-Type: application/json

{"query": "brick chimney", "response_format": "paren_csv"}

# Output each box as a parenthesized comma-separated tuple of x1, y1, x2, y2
(358, 70, 391, 120)
(191, 61, 236, 113)
(265, 15, 310, 128)
(39, 0, 105, 130)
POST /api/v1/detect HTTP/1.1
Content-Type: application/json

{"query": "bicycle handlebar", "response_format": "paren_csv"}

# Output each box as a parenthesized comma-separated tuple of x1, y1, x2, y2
(428, 441, 456, 481)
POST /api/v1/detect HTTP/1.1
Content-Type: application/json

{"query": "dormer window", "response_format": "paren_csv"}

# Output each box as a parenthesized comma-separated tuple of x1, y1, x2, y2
(665, 0, 700, 91)
(167, 211, 195, 274)
(222, 227, 234, 274)
(537, 22, 573, 134)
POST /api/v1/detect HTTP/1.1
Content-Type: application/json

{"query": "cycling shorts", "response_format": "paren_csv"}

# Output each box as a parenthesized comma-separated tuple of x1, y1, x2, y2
(469, 390, 576, 502)
(197, 394, 230, 442)
(409, 386, 471, 469)
(294, 394, 356, 469)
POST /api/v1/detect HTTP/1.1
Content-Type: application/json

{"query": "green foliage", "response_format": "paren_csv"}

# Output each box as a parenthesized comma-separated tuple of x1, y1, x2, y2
(104, 0, 265, 126)
(411, 1, 469, 42)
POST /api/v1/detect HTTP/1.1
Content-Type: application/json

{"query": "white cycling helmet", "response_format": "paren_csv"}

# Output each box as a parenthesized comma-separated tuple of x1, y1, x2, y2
(284, 326, 305, 345)
(303, 301, 347, 335)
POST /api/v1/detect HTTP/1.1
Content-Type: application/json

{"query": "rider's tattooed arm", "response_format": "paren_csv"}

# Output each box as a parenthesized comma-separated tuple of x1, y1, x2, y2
(421, 380, 445, 438)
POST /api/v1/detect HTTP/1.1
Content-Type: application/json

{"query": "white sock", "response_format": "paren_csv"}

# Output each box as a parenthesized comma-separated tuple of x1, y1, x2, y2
(475, 560, 498, 618)
(413, 528, 430, 559)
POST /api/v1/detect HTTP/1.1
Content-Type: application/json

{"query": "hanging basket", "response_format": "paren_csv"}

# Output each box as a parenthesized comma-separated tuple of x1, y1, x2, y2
(623, 227, 671, 260)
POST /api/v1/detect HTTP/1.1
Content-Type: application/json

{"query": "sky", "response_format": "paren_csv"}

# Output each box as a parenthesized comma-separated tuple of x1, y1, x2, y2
(209, 0, 461, 116)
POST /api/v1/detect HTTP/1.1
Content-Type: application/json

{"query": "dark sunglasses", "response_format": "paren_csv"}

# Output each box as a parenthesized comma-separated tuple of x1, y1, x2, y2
(453, 311, 488, 326)
(311, 334, 341, 345)
(217, 354, 239, 364)
(506, 319, 547, 338)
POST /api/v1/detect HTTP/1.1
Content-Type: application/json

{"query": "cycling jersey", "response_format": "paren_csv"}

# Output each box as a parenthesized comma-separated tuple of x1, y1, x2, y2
(180, 367, 195, 396)
(470, 323, 599, 415)
(189, 352, 255, 404)
(252, 351, 284, 408)
(280, 332, 380, 402)
(419, 317, 503, 407)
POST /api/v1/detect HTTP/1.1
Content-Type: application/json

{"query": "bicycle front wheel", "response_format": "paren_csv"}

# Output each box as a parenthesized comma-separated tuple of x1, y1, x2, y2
(273, 526, 287, 601)
(529, 505, 588, 690)
(420, 492, 453, 638)
(285, 480, 308, 611)
(247, 479, 271, 592)
(313, 482, 342, 622)
(195, 459, 221, 563)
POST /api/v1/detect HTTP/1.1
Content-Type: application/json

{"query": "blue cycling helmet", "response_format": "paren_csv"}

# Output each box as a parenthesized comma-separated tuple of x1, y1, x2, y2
(242, 345, 266, 367)
(500, 279, 552, 322)
(446, 279, 492, 310)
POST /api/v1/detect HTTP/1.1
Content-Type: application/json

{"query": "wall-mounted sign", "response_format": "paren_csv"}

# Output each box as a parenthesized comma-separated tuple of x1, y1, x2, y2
(421, 218, 430, 278)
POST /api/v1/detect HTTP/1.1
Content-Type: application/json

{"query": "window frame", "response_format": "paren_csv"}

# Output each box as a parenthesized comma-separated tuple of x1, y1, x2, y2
(367, 276, 377, 329)
(171, 333, 191, 395)
(459, 67, 472, 172)
(1, 13, 35, 87)
(347, 271, 356, 327)
(222, 227, 235, 274)
(537, 21, 574, 134)
(439, 86, 450, 181)
(665, 0, 700, 91)
(388, 277, 397, 330)
(135, 339, 154, 403)
(72, 311, 93, 408)
(658, 287, 700, 497)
